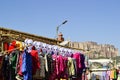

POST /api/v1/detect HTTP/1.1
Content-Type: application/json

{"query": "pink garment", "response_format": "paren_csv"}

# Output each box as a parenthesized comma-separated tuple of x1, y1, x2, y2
(60, 57, 68, 80)
(107, 70, 110, 80)
(52, 54, 59, 75)
(56, 56, 59, 75)
(55, 55, 65, 75)
(82, 73, 88, 80)
(107, 70, 110, 76)
(49, 54, 68, 80)
(73, 53, 81, 69)
(49, 54, 57, 80)
(59, 55, 64, 72)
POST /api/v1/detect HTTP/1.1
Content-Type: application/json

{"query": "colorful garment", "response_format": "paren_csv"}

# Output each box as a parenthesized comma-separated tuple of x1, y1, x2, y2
(16, 51, 23, 76)
(73, 53, 81, 69)
(22, 50, 32, 80)
(8, 41, 16, 53)
(33, 56, 45, 79)
(110, 70, 113, 79)
(67, 57, 75, 77)
(30, 47, 40, 75)
(9, 50, 19, 80)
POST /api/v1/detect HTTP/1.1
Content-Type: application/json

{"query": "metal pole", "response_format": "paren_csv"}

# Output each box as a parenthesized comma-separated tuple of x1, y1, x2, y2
(56, 20, 68, 39)
(56, 26, 59, 39)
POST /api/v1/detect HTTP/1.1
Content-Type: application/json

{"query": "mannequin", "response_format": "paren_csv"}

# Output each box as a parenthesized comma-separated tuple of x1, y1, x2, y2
(25, 39, 33, 53)
(53, 46, 59, 55)
(42, 43, 47, 54)
(47, 45, 53, 54)
(35, 41, 42, 54)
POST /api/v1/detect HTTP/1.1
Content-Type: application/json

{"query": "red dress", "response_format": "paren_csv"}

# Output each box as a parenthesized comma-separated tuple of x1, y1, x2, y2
(30, 47, 40, 75)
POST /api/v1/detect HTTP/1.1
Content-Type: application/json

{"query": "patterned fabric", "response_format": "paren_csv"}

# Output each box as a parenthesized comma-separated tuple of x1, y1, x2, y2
(33, 56, 45, 79)
(49, 54, 67, 80)
(16, 51, 23, 76)
(67, 57, 75, 77)
(49, 54, 57, 80)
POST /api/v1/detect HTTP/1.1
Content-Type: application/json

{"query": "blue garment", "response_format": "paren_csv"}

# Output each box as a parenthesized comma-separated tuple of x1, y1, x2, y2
(22, 50, 32, 80)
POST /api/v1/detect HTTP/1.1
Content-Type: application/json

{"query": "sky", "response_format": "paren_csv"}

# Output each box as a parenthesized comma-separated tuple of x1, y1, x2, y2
(0, 0, 120, 53)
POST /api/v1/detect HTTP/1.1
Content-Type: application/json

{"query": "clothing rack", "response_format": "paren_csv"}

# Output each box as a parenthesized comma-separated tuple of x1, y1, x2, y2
(0, 46, 23, 56)
(0, 40, 88, 80)
(0, 40, 86, 55)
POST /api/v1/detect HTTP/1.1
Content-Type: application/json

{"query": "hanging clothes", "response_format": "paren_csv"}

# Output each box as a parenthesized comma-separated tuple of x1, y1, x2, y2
(45, 53, 54, 80)
(72, 52, 82, 77)
(33, 56, 45, 79)
(9, 50, 19, 80)
(30, 46, 40, 75)
(0, 55, 4, 80)
(3, 42, 9, 51)
(22, 49, 32, 80)
(16, 51, 23, 77)
(1, 50, 19, 80)
(106, 70, 110, 80)
(1, 54, 10, 80)
(49, 54, 58, 80)
(67, 57, 75, 78)
(110, 69, 117, 79)
(8, 41, 16, 53)
(80, 53, 85, 69)
(0, 39, 86, 80)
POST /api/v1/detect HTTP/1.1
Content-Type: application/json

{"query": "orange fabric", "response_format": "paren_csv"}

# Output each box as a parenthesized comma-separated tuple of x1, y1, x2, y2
(110, 70, 115, 79)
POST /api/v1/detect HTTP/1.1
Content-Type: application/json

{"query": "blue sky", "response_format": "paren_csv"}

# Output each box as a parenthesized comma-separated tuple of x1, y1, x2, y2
(0, 0, 120, 53)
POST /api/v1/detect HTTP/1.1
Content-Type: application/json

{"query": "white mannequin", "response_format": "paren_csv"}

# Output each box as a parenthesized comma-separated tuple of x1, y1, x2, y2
(42, 43, 47, 53)
(35, 41, 43, 53)
(24, 39, 33, 53)
(53, 45, 59, 55)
